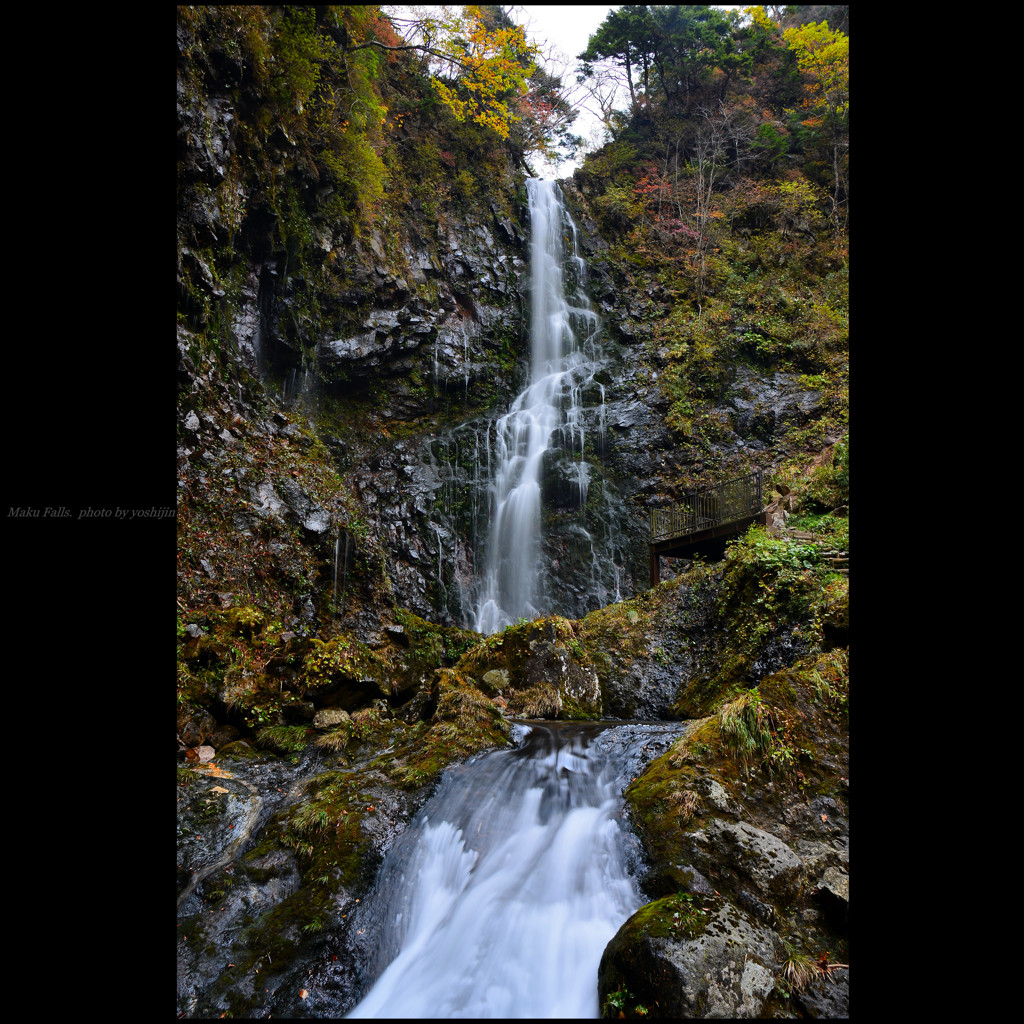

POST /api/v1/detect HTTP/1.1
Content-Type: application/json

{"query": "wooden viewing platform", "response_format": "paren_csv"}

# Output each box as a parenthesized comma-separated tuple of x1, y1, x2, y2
(649, 468, 764, 585)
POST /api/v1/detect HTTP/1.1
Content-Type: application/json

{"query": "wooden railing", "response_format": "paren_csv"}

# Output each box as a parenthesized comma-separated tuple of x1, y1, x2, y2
(650, 469, 763, 544)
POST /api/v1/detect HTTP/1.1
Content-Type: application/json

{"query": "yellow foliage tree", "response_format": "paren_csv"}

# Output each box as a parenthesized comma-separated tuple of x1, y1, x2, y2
(349, 5, 537, 141)
(428, 6, 538, 140)
(783, 21, 848, 230)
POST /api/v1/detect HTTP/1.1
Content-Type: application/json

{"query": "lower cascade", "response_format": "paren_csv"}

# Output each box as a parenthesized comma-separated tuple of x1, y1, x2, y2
(345, 721, 684, 1019)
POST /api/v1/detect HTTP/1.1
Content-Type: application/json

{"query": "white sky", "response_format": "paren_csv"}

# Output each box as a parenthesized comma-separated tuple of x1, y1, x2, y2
(516, 5, 613, 69)
(515, 5, 619, 176)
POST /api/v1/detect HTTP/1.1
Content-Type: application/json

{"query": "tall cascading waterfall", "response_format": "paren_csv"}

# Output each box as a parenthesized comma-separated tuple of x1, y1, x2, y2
(473, 179, 604, 634)
(344, 720, 686, 1019)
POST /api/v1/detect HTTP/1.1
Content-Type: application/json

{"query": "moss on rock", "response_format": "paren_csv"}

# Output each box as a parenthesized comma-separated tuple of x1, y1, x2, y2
(382, 668, 511, 789)
(598, 892, 778, 1019)
(455, 616, 601, 719)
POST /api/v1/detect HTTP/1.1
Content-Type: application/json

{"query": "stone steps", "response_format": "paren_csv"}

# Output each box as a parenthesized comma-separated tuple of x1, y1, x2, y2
(783, 529, 848, 574)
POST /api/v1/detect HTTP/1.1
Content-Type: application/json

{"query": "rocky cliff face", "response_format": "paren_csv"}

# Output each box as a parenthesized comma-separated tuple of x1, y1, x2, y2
(178, 11, 532, 629)
(178, 34, 831, 635)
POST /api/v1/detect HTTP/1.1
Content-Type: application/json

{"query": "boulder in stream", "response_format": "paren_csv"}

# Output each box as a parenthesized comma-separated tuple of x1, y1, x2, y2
(598, 892, 778, 1018)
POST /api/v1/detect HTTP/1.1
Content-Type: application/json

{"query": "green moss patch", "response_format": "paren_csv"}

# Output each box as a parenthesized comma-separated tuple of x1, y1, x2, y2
(454, 617, 600, 719)
(381, 668, 511, 789)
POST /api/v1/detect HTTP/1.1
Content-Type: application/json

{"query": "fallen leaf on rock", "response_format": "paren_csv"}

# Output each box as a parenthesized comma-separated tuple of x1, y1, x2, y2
(299, 989, 309, 1000)
(210, 785, 230, 795)
(821, 814, 828, 822)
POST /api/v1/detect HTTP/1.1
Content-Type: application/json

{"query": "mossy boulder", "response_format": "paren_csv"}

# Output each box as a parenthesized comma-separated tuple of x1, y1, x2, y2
(456, 617, 600, 719)
(626, 650, 847, 901)
(578, 575, 715, 719)
(313, 707, 351, 730)
(381, 668, 512, 789)
(617, 647, 849, 1013)
(224, 604, 266, 639)
(687, 818, 802, 905)
(598, 893, 778, 1018)
(388, 609, 482, 699)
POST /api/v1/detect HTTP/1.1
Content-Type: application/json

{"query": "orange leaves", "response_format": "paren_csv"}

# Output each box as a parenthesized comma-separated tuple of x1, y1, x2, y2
(363, 9, 403, 54)
(814, 951, 848, 978)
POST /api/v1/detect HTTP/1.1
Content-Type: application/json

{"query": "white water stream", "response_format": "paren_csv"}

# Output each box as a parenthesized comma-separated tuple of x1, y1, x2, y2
(472, 179, 602, 634)
(345, 722, 680, 1019)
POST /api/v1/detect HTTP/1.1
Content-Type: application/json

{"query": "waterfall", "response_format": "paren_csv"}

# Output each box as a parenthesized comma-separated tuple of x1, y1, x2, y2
(345, 721, 685, 1019)
(332, 531, 340, 615)
(473, 180, 602, 634)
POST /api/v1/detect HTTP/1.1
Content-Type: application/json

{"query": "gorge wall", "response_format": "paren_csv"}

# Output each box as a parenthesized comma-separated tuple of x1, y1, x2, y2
(177, 9, 659, 632)
(178, 36, 829, 637)
(178, 7, 849, 1018)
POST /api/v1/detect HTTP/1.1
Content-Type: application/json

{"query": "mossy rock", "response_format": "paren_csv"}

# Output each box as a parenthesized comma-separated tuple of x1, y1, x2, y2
(455, 617, 600, 719)
(216, 738, 259, 758)
(598, 893, 778, 1018)
(224, 605, 266, 639)
(623, 721, 733, 892)
(479, 668, 508, 694)
(380, 668, 511, 789)
(626, 650, 848, 931)
(300, 633, 392, 702)
(577, 574, 718, 719)
(389, 609, 483, 697)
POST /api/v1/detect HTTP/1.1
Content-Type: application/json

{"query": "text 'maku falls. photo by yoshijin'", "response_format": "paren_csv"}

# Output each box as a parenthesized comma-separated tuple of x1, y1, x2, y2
(178, 5, 849, 1018)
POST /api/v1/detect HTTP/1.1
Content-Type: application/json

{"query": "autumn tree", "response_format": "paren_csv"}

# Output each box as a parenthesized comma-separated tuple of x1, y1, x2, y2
(779, 5, 849, 35)
(511, 64, 584, 168)
(783, 19, 848, 230)
(688, 105, 731, 308)
(358, 5, 538, 141)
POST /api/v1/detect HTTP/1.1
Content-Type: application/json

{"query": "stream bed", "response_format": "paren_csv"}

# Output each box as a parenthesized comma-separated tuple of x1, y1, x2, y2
(345, 720, 688, 1018)
(177, 720, 689, 1018)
